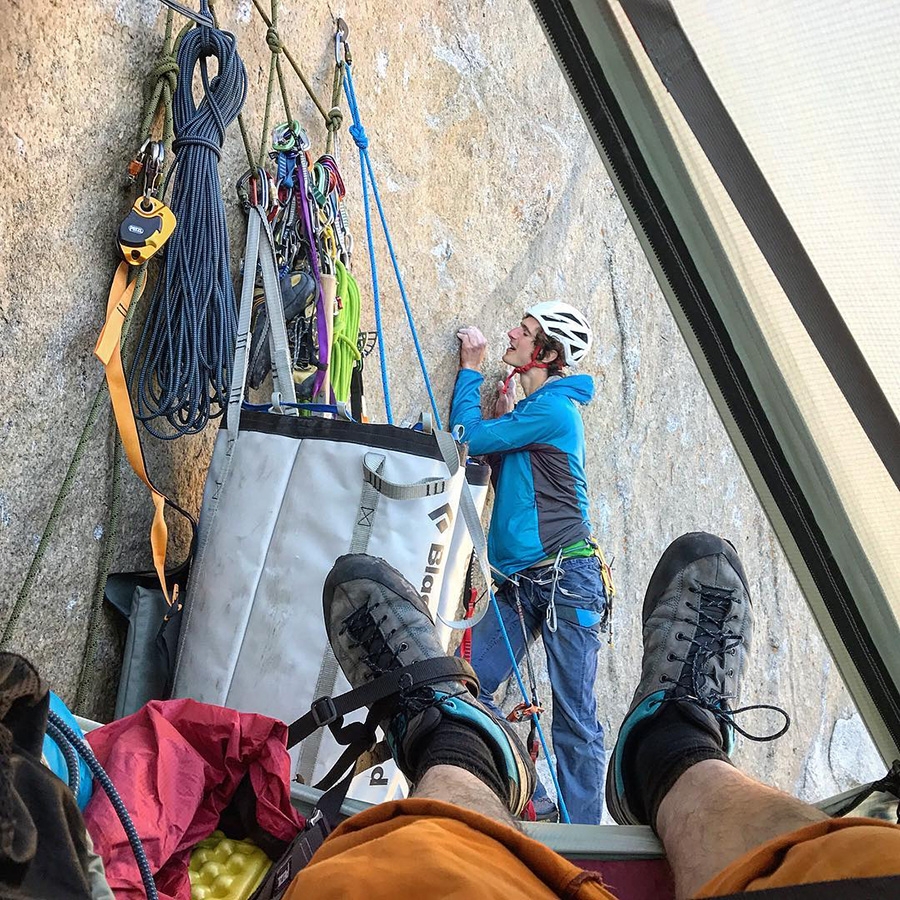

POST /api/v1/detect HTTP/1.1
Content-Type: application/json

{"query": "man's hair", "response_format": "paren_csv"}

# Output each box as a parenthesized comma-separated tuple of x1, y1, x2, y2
(534, 329, 566, 375)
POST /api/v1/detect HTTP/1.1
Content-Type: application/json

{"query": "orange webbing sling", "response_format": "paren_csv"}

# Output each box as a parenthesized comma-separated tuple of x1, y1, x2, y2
(94, 262, 194, 607)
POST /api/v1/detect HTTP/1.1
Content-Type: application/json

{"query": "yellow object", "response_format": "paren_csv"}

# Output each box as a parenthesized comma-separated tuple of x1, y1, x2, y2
(189, 831, 271, 900)
(94, 263, 196, 606)
(118, 196, 177, 265)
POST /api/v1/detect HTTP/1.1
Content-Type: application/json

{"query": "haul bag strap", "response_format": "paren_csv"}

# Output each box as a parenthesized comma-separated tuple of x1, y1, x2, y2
(286, 656, 477, 749)
(433, 430, 491, 630)
(296, 452, 389, 786)
(362, 452, 449, 500)
(94, 263, 196, 606)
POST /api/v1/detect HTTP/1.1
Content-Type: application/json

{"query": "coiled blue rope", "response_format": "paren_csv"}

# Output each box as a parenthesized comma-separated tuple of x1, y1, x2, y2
(45, 719, 80, 800)
(343, 61, 442, 428)
(131, 23, 247, 439)
(47, 711, 158, 900)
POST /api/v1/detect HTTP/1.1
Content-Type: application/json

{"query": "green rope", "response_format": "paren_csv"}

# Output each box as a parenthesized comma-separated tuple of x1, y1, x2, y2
(265, 0, 294, 131)
(2, 382, 109, 649)
(74, 435, 123, 713)
(259, 50, 278, 167)
(237, 114, 256, 173)
(325, 61, 345, 156)
(330, 260, 362, 403)
(2, 266, 149, 652)
(249, 0, 330, 123)
(138, 11, 179, 160)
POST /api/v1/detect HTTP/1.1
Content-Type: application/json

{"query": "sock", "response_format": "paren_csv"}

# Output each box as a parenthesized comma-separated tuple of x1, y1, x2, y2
(626, 701, 732, 830)
(407, 711, 510, 807)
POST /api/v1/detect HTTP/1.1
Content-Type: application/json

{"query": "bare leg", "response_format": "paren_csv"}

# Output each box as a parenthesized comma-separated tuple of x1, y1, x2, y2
(413, 764, 521, 830)
(657, 760, 828, 899)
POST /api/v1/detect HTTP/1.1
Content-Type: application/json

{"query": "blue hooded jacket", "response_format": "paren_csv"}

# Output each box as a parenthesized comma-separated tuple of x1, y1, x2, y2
(449, 369, 594, 578)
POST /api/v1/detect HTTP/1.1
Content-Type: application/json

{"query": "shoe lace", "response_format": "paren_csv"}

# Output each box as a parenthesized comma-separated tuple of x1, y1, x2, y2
(339, 601, 409, 679)
(658, 583, 790, 742)
(338, 604, 468, 717)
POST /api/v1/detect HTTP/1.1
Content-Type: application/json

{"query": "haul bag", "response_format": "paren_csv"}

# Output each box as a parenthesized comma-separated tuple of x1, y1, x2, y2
(171, 412, 474, 802)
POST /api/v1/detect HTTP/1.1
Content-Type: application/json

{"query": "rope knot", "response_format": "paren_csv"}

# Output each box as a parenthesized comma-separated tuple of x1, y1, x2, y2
(266, 26, 283, 54)
(327, 106, 344, 132)
(348, 123, 369, 150)
(150, 53, 179, 94)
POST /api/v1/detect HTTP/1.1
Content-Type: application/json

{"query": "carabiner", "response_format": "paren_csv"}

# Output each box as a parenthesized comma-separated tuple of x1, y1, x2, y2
(334, 17, 351, 64)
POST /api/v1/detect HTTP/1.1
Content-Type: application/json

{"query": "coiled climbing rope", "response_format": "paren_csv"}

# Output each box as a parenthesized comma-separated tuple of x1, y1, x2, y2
(330, 260, 362, 403)
(131, 19, 248, 438)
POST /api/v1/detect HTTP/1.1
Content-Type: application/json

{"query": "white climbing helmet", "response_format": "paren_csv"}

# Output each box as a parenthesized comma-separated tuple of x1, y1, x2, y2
(524, 300, 593, 366)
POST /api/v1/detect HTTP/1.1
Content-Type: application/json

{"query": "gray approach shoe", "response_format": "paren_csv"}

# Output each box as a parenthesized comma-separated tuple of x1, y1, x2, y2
(323, 554, 536, 816)
(605, 532, 789, 825)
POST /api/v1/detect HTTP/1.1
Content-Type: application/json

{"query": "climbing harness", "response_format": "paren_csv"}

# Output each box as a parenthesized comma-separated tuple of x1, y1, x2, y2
(130, 14, 248, 438)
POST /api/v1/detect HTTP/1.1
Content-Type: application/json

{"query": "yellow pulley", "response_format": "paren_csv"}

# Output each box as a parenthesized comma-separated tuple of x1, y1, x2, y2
(118, 196, 177, 265)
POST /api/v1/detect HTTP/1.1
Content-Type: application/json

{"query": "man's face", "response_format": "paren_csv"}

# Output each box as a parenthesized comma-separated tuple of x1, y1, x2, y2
(502, 316, 541, 368)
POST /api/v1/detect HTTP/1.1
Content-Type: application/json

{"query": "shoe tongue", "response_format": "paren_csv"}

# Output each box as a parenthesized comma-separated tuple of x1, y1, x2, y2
(395, 703, 443, 758)
(675, 701, 726, 747)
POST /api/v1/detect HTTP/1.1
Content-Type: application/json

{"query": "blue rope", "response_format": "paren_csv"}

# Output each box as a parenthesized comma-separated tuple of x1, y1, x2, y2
(341, 38, 563, 820)
(45, 720, 80, 800)
(131, 23, 247, 439)
(487, 589, 572, 824)
(343, 62, 442, 428)
(47, 711, 159, 900)
(343, 67, 392, 424)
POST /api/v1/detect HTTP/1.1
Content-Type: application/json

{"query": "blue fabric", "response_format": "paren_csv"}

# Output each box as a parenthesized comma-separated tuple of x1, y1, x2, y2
(43, 692, 93, 811)
(449, 370, 594, 577)
(465, 556, 608, 825)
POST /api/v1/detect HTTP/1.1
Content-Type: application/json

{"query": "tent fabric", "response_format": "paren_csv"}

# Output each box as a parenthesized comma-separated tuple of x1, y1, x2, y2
(83, 698, 304, 900)
(529, 0, 900, 761)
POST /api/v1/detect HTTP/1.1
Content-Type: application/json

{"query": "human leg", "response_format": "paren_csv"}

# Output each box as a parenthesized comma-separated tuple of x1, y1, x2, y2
(323, 554, 535, 822)
(465, 579, 565, 818)
(605, 532, 851, 898)
(285, 554, 620, 900)
(539, 556, 608, 824)
(465, 580, 539, 722)
(656, 759, 827, 897)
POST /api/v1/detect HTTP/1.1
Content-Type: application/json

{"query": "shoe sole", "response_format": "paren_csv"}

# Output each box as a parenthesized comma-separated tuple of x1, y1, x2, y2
(606, 532, 750, 825)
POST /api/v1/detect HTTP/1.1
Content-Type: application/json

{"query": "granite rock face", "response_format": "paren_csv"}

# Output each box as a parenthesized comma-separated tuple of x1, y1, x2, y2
(0, 0, 882, 804)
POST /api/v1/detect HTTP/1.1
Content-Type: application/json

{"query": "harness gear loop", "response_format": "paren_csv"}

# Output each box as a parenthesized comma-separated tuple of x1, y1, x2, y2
(545, 546, 565, 633)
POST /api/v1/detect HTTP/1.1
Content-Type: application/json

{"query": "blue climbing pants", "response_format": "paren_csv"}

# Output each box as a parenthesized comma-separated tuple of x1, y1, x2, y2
(467, 555, 608, 824)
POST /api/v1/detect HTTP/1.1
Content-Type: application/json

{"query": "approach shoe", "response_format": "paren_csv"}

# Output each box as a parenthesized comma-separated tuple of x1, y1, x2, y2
(605, 532, 789, 825)
(324, 554, 536, 816)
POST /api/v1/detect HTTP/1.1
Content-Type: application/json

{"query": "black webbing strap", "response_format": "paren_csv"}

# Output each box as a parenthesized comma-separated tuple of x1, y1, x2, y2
(618, 0, 900, 494)
(287, 655, 477, 748)
(710, 876, 900, 899)
(256, 657, 477, 899)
